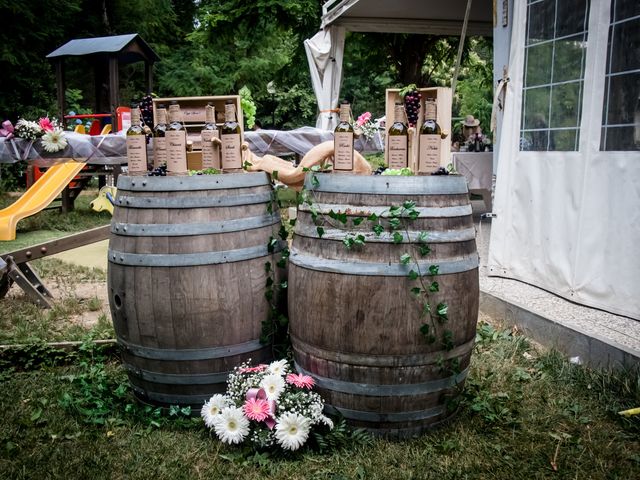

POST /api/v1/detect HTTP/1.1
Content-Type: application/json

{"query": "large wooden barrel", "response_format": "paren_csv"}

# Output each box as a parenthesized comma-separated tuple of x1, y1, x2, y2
(108, 173, 281, 409)
(289, 174, 479, 437)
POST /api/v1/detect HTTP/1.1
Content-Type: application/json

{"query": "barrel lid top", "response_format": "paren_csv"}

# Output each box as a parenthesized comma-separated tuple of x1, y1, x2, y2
(117, 172, 270, 191)
(303, 173, 469, 195)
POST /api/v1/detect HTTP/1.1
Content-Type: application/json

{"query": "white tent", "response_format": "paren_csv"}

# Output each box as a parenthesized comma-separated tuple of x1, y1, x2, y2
(308, 0, 640, 320)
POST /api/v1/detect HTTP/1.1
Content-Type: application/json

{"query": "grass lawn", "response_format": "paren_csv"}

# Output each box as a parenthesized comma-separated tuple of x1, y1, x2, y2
(0, 323, 638, 480)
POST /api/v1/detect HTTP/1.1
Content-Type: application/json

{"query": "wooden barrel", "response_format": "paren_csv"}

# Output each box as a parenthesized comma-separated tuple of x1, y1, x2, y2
(108, 173, 281, 409)
(289, 174, 479, 437)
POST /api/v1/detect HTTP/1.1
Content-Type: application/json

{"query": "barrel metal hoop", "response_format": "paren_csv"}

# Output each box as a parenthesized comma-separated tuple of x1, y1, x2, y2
(323, 403, 447, 423)
(298, 203, 472, 218)
(132, 387, 214, 406)
(118, 337, 266, 361)
(291, 336, 475, 367)
(303, 174, 469, 195)
(124, 363, 229, 385)
(115, 191, 272, 209)
(295, 363, 469, 396)
(294, 224, 476, 243)
(109, 241, 284, 267)
(112, 213, 281, 237)
(289, 249, 479, 276)
(117, 172, 269, 191)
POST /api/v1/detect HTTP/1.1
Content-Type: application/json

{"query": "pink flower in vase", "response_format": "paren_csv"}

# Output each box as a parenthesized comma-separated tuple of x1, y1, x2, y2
(39, 117, 54, 132)
(286, 373, 315, 389)
(356, 112, 371, 126)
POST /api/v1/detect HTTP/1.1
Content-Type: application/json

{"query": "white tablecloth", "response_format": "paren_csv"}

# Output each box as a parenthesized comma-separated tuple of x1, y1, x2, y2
(451, 152, 494, 211)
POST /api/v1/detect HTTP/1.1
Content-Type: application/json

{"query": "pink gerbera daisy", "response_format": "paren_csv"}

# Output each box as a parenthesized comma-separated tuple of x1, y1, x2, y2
(286, 373, 315, 389)
(243, 397, 271, 421)
(38, 117, 54, 132)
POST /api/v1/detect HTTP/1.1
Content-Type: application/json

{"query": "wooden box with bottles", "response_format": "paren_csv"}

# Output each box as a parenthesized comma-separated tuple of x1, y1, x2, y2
(384, 87, 452, 173)
(152, 95, 243, 170)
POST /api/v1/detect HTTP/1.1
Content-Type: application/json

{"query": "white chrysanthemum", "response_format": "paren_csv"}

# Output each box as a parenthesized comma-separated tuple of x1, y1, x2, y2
(268, 359, 289, 376)
(274, 412, 311, 451)
(260, 373, 286, 401)
(201, 394, 232, 428)
(41, 129, 68, 153)
(213, 406, 250, 444)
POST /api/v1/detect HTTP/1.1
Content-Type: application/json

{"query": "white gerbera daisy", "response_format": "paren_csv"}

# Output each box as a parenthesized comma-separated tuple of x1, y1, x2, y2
(274, 412, 311, 451)
(260, 373, 285, 401)
(201, 394, 232, 428)
(41, 128, 68, 153)
(213, 406, 250, 444)
(268, 359, 289, 376)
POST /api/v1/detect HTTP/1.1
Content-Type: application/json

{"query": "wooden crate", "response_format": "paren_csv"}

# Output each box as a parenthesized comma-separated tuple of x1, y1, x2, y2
(385, 87, 452, 172)
(152, 95, 243, 170)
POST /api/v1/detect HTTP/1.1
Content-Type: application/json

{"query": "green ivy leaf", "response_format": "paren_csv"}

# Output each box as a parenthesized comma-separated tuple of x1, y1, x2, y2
(272, 170, 279, 180)
(419, 245, 431, 257)
(393, 232, 404, 244)
(417, 231, 429, 243)
(311, 174, 320, 188)
(402, 200, 416, 210)
(367, 213, 378, 222)
(419, 324, 430, 336)
(429, 281, 439, 292)
(408, 209, 420, 220)
(276, 258, 286, 268)
(437, 302, 449, 321)
(288, 218, 297, 227)
(310, 165, 321, 172)
(389, 205, 402, 217)
(267, 237, 277, 253)
(422, 302, 431, 315)
(265, 261, 272, 273)
(400, 253, 411, 265)
(373, 224, 384, 236)
(429, 265, 439, 275)
(343, 237, 354, 249)
(278, 225, 288, 240)
(354, 234, 366, 246)
(411, 287, 422, 296)
(408, 270, 419, 280)
(266, 277, 274, 287)
(317, 226, 325, 238)
(388, 217, 401, 230)
(353, 217, 364, 226)
(280, 281, 288, 289)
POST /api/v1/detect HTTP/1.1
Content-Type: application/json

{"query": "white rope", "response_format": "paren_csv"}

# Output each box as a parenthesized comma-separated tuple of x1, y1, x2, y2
(451, 0, 473, 97)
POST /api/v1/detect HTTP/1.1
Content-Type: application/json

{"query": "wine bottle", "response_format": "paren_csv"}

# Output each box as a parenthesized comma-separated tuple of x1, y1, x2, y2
(387, 102, 409, 169)
(166, 101, 188, 175)
(220, 100, 242, 171)
(126, 103, 148, 175)
(418, 98, 442, 174)
(333, 100, 354, 171)
(152, 105, 168, 169)
(201, 103, 221, 170)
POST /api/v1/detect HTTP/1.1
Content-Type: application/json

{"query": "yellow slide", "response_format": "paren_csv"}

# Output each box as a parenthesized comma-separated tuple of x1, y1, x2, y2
(0, 161, 85, 241)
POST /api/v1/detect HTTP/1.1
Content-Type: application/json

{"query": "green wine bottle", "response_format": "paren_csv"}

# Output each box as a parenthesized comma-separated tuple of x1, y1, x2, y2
(126, 103, 148, 175)
(220, 100, 242, 171)
(418, 98, 442, 174)
(387, 102, 409, 169)
(334, 100, 354, 171)
(152, 104, 168, 169)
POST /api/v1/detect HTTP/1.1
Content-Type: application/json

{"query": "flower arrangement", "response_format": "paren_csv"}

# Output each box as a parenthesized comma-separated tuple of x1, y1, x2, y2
(201, 360, 333, 451)
(354, 111, 378, 141)
(1, 116, 68, 153)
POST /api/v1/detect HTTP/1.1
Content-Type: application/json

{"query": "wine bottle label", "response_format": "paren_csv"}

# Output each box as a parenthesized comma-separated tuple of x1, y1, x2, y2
(221, 133, 242, 169)
(166, 130, 187, 174)
(334, 132, 354, 170)
(419, 134, 440, 173)
(126, 135, 147, 174)
(153, 137, 167, 168)
(201, 130, 221, 169)
(339, 104, 350, 123)
(224, 103, 236, 122)
(394, 105, 405, 123)
(388, 136, 408, 169)
(424, 101, 437, 121)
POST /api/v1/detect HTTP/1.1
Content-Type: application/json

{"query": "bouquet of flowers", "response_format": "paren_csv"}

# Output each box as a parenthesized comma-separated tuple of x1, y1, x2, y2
(2, 117, 68, 154)
(201, 360, 333, 451)
(354, 112, 378, 141)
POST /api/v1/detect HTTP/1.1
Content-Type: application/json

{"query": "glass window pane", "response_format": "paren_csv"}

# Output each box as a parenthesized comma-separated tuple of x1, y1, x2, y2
(525, 43, 553, 86)
(602, 126, 640, 151)
(605, 72, 640, 125)
(550, 129, 578, 150)
(556, 0, 588, 37)
(553, 35, 586, 83)
(527, 0, 555, 44)
(615, 0, 640, 22)
(550, 82, 582, 128)
(523, 87, 551, 129)
(521, 130, 549, 151)
(609, 18, 640, 74)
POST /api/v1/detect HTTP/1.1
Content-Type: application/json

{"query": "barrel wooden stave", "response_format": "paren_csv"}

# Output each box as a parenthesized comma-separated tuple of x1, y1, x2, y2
(289, 174, 479, 437)
(108, 173, 277, 409)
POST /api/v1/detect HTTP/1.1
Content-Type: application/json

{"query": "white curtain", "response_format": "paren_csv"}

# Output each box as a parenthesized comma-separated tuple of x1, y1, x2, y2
(304, 26, 346, 131)
(489, 0, 640, 320)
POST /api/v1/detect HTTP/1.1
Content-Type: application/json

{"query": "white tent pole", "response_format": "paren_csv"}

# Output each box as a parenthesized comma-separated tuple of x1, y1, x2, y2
(451, 0, 473, 97)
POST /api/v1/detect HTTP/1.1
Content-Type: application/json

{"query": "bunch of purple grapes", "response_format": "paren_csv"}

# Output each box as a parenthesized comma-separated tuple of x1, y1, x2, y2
(138, 95, 154, 127)
(403, 89, 422, 128)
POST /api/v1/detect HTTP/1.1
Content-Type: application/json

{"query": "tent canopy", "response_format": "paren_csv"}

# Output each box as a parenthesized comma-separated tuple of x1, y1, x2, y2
(321, 0, 493, 35)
